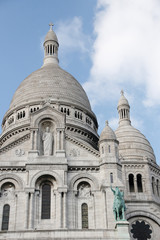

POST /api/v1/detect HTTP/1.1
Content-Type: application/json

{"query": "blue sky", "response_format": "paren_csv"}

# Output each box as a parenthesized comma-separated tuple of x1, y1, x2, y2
(1, 0, 160, 164)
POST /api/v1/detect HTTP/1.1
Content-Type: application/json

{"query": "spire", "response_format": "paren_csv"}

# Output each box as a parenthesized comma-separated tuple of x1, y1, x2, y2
(43, 23, 59, 66)
(117, 90, 131, 126)
(121, 89, 124, 96)
(49, 22, 54, 30)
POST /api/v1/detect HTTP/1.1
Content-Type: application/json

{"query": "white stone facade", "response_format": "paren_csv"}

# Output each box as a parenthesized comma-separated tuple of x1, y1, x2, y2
(0, 25, 159, 240)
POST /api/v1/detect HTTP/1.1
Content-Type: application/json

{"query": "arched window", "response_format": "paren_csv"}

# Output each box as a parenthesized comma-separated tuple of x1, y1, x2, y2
(81, 203, 88, 229)
(41, 183, 51, 219)
(137, 174, 143, 192)
(129, 174, 135, 192)
(1, 204, 10, 230)
(50, 44, 52, 54)
(152, 177, 155, 195)
(157, 179, 159, 196)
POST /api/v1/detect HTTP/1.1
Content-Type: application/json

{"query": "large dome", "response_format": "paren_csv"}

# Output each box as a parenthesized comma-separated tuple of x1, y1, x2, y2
(9, 64, 92, 112)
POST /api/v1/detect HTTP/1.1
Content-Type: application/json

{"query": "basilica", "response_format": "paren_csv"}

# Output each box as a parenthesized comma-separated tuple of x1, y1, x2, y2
(0, 24, 159, 240)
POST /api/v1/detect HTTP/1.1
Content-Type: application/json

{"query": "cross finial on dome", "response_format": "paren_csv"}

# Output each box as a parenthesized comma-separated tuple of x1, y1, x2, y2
(121, 89, 124, 96)
(49, 22, 54, 30)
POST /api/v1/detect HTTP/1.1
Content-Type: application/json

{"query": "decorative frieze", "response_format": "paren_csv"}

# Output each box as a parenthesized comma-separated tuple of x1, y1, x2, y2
(0, 134, 30, 154)
(124, 164, 144, 169)
(0, 167, 26, 172)
(68, 166, 99, 172)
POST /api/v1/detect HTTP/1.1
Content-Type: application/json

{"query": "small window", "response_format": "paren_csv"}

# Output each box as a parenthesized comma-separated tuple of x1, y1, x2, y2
(137, 174, 143, 192)
(157, 179, 159, 196)
(50, 44, 52, 54)
(1, 204, 10, 230)
(152, 177, 155, 195)
(110, 173, 113, 183)
(102, 146, 104, 154)
(129, 174, 135, 192)
(82, 203, 88, 229)
(67, 109, 70, 115)
(108, 145, 111, 153)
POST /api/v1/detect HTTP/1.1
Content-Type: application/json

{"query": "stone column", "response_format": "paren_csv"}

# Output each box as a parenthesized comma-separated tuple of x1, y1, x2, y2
(25, 192, 29, 229)
(29, 128, 39, 157)
(13, 110, 16, 124)
(57, 130, 60, 151)
(63, 192, 67, 228)
(31, 130, 34, 150)
(34, 190, 40, 228)
(134, 178, 138, 193)
(103, 189, 108, 228)
(25, 105, 29, 119)
(127, 178, 130, 193)
(56, 128, 65, 157)
(33, 129, 38, 150)
(29, 192, 34, 229)
(142, 178, 145, 193)
(61, 130, 65, 150)
(56, 191, 62, 228)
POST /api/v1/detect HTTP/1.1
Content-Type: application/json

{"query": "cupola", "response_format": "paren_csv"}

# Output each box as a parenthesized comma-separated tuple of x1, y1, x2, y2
(99, 121, 119, 162)
(43, 23, 59, 66)
(117, 90, 131, 126)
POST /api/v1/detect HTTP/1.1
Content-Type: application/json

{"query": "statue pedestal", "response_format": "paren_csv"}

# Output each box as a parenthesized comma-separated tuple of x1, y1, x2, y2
(115, 221, 130, 240)
(56, 150, 65, 157)
(28, 150, 39, 158)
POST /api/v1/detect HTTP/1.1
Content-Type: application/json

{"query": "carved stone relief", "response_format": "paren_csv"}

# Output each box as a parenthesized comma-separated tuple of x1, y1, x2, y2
(69, 149, 80, 157)
(78, 182, 91, 198)
(1, 182, 15, 197)
(15, 149, 25, 157)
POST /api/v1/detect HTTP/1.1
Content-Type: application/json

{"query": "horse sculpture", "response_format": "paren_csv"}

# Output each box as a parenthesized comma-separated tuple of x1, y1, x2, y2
(111, 186, 126, 221)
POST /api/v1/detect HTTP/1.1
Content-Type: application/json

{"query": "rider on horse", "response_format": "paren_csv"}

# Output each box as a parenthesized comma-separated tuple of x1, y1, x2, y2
(111, 186, 126, 221)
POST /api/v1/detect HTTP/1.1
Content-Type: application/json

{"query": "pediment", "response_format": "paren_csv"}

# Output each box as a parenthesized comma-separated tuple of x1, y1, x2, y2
(30, 104, 65, 128)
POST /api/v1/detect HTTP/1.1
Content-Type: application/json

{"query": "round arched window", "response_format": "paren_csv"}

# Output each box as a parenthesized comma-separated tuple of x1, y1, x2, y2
(130, 220, 152, 240)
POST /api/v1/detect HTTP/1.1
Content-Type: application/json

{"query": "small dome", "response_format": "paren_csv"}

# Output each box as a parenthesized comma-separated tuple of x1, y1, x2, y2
(117, 90, 129, 108)
(44, 24, 58, 44)
(100, 121, 117, 142)
(115, 125, 156, 162)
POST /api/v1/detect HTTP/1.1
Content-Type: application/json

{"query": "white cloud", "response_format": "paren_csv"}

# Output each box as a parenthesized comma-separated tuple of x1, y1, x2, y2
(56, 17, 91, 55)
(83, 0, 160, 108)
(130, 116, 144, 131)
(109, 117, 118, 130)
